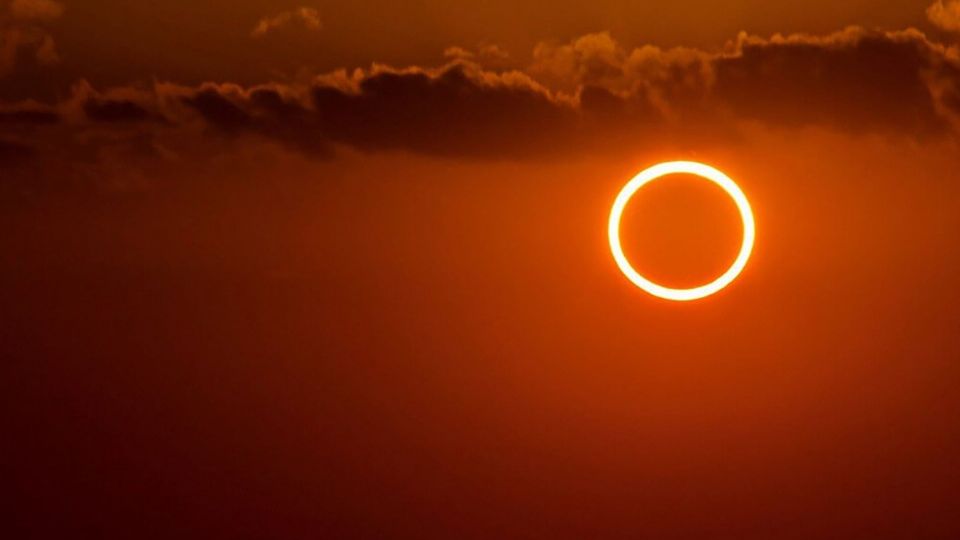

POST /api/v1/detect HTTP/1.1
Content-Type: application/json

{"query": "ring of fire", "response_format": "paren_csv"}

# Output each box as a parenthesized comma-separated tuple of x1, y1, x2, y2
(608, 161, 756, 301)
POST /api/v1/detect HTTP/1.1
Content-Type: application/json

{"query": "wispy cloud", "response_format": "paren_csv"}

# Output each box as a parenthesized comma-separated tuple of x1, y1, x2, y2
(251, 7, 321, 38)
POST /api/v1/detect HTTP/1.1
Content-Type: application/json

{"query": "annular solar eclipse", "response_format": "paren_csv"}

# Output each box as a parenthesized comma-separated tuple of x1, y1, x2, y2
(608, 161, 756, 301)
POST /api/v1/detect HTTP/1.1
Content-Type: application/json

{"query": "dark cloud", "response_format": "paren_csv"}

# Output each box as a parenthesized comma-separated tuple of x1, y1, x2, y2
(249, 87, 306, 117)
(83, 98, 150, 123)
(309, 65, 576, 157)
(713, 29, 952, 137)
(173, 64, 575, 158)
(182, 85, 330, 155)
(246, 87, 330, 156)
(183, 87, 252, 132)
(1, 26, 959, 188)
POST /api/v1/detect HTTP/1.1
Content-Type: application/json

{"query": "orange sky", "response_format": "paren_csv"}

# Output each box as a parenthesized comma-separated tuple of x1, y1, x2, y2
(4, 1, 960, 538)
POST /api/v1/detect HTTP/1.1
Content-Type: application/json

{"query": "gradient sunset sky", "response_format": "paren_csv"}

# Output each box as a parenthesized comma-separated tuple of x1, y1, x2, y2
(4, 1, 960, 538)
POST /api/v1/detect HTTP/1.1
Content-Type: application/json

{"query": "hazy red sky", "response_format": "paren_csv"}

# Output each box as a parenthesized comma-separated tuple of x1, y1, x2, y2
(4, 1, 960, 538)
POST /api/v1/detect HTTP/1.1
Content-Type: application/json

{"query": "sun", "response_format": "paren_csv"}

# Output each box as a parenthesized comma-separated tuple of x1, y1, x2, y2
(608, 161, 756, 301)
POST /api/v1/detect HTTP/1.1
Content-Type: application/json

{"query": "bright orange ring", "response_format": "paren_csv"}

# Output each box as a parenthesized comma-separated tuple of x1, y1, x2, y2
(608, 161, 755, 301)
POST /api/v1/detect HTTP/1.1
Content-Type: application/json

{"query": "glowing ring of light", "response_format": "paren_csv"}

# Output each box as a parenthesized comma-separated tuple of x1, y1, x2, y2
(608, 161, 755, 301)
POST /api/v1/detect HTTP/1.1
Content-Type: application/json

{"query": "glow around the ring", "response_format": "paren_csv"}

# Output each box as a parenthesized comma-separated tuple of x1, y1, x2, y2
(608, 161, 755, 301)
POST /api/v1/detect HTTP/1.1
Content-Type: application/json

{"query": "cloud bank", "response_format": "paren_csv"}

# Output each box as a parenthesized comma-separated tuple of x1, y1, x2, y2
(251, 7, 321, 38)
(2, 26, 960, 187)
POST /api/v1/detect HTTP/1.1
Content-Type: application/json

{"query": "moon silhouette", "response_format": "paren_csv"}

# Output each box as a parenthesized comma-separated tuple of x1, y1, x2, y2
(608, 161, 756, 301)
